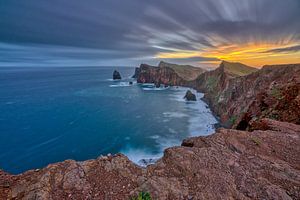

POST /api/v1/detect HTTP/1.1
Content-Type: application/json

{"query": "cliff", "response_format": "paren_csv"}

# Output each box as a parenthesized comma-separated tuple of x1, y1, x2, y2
(133, 61, 205, 86)
(134, 61, 300, 129)
(197, 63, 300, 129)
(1, 119, 299, 199)
(192, 61, 259, 123)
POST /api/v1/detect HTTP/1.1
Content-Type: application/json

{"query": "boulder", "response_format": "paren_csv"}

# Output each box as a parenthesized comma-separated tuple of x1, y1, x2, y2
(113, 70, 122, 80)
(129, 81, 133, 85)
(184, 90, 197, 101)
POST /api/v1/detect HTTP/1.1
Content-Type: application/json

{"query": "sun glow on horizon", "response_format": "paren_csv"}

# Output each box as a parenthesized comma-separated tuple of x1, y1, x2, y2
(155, 42, 300, 68)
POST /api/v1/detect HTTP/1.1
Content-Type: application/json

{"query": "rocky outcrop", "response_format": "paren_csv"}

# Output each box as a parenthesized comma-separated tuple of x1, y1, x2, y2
(113, 70, 122, 80)
(132, 67, 141, 79)
(196, 63, 300, 129)
(1, 119, 299, 200)
(184, 90, 197, 101)
(133, 61, 205, 86)
(134, 60, 299, 129)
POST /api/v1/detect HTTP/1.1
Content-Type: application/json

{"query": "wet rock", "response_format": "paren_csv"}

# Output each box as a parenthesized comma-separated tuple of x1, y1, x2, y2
(184, 90, 197, 101)
(132, 67, 141, 79)
(155, 82, 161, 88)
(129, 81, 133, 85)
(113, 70, 122, 80)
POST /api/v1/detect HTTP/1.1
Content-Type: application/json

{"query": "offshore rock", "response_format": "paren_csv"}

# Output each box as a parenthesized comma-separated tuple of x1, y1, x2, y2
(184, 90, 197, 101)
(113, 70, 122, 80)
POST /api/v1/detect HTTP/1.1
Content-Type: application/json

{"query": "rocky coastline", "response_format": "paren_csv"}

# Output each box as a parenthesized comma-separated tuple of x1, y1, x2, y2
(134, 61, 300, 129)
(1, 61, 300, 200)
(1, 119, 299, 199)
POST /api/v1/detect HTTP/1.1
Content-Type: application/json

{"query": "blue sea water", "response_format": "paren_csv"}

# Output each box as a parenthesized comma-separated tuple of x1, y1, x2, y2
(0, 67, 217, 174)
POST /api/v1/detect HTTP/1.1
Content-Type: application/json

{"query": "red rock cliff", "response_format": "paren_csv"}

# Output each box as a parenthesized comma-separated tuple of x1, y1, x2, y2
(196, 63, 300, 129)
(1, 119, 299, 199)
(134, 61, 300, 129)
(134, 61, 205, 86)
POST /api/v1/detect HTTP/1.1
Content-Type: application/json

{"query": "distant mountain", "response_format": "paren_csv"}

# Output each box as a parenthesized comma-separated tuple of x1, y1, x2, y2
(158, 61, 206, 81)
(221, 61, 258, 77)
(133, 61, 206, 86)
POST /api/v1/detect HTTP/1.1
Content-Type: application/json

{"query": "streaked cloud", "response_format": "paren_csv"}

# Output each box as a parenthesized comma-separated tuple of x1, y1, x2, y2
(0, 0, 299, 68)
(263, 45, 300, 53)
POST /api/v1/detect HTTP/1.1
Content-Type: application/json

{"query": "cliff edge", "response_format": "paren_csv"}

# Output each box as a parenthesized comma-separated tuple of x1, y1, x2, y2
(133, 61, 206, 86)
(1, 119, 299, 199)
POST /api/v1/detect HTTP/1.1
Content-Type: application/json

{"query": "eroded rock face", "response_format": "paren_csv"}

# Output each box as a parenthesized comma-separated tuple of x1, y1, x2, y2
(133, 61, 205, 86)
(202, 63, 300, 128)
(184, 62, 299, 128)
(113, 70, 122, 80)
(1, 119, 299, 200)
(134, 63, 187, 86)
(133, 61, 300, 129)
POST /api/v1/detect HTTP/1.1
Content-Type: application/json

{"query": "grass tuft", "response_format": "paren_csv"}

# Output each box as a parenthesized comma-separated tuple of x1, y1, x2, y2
(250, 137, 261, 146)
(131, 191, 152, 200)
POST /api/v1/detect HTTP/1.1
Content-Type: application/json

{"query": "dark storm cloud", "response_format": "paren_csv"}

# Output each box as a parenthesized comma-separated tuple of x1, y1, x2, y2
(263, 45, 300, 53)
(0, 0, 299, 66)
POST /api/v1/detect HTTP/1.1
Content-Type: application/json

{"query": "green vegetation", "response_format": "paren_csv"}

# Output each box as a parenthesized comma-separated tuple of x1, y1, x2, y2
(159, 61, 205, 80)
(269, 112, 279, 120)
(222, 61, 258, 77)
(229, 115, 237, 125)
(250, 137, 261, 146)
(131, 192, 152, 200)
(207, 76, 217, 91)
(270, 88, 282, 100)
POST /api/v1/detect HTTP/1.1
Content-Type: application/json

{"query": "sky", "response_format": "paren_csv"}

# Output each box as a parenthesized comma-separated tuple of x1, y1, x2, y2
(0, 0, 300, 68)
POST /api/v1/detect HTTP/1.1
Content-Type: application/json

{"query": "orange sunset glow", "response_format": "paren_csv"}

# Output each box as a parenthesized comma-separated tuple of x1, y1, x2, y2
(156, 42, 300, 68)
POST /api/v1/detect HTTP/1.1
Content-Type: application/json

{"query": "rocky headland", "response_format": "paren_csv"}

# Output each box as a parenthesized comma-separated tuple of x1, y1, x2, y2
(133, 61, 206, 86)
(134, 61, 300, 129)
(1, 61, 299, 200)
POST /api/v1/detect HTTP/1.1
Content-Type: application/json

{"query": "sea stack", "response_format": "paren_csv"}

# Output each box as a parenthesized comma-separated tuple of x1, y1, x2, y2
(155, 82, 161, 88)
(184, 90, 197, 101)
(113, 70, 122, 80)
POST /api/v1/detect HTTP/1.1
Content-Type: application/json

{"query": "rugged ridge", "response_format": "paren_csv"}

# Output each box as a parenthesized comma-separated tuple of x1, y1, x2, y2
(1, 119, 299, 199)
(196, 63, 300, 129)
(133, 61, 205, 86)
(134, 61, 300, 129)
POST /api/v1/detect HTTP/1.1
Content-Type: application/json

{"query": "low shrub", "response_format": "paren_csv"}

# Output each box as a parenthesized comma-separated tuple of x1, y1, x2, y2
(131, 192, 152, 200)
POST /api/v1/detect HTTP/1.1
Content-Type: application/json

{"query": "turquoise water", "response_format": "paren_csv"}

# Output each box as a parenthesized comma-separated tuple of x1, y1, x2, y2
(0, 67, 217, 174)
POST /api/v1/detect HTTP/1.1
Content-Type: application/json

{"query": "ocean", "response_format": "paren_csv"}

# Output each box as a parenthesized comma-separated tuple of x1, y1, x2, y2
(0, 67, 217, 174)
